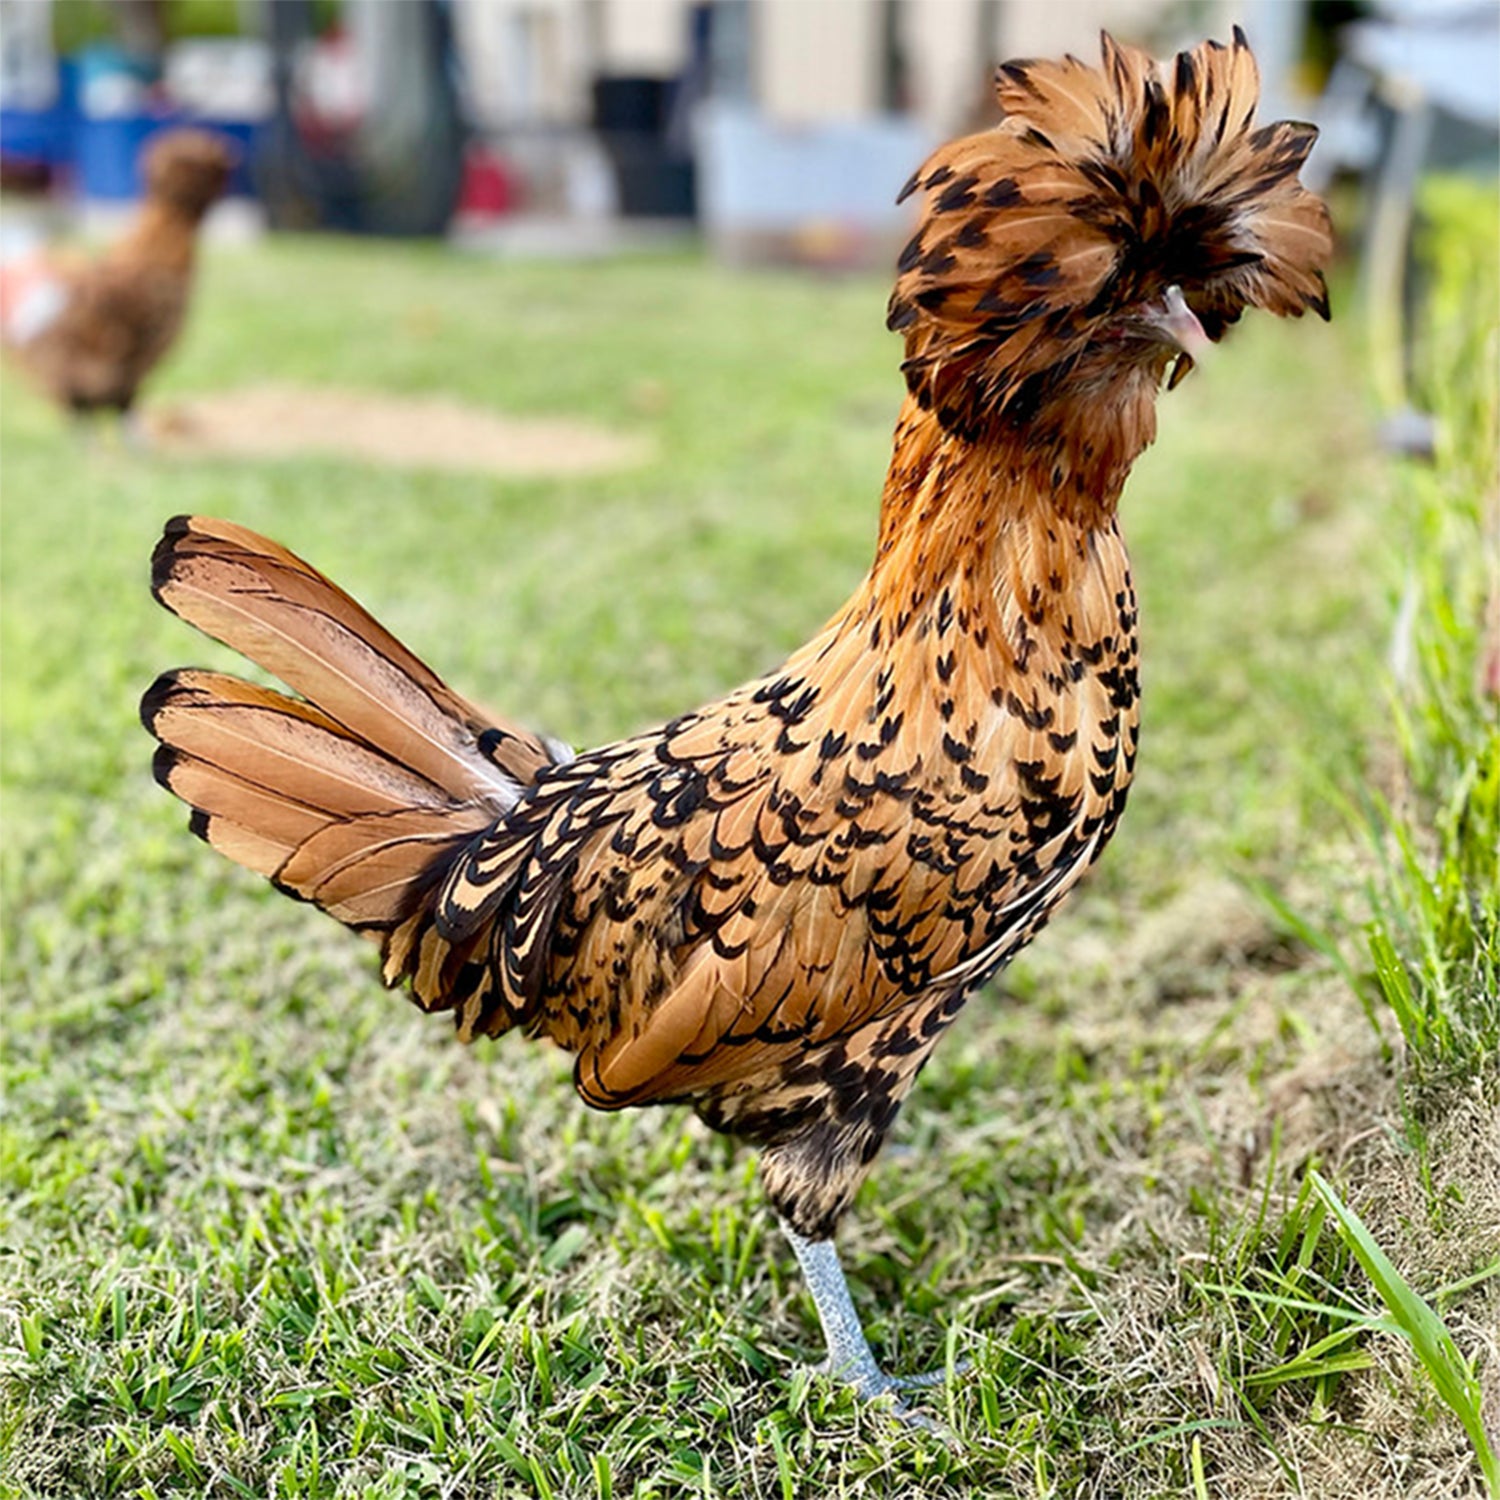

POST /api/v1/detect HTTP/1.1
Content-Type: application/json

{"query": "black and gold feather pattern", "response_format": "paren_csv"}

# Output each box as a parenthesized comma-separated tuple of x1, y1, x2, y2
(143, 31, 1331, 1246)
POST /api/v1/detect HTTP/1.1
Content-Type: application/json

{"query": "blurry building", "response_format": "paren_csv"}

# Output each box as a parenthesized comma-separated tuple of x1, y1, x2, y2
(1, 0, 1320, 255)
(451, 0, 1313, 261)
(455, 0, 1296, 137)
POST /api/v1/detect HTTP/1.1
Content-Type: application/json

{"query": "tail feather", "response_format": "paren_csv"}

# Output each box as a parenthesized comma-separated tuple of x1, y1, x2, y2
(144, 668, 451, 818)
(150, 515, 552, 803)
(151, 743, 332, 873)
(277, 807, 488, 928)
(143, 515, 555, 1024)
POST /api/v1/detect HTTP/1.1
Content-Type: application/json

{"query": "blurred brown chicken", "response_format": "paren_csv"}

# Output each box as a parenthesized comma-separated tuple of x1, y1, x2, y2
(1, 129, 232, 428)
(142, 32, 1330, 1407)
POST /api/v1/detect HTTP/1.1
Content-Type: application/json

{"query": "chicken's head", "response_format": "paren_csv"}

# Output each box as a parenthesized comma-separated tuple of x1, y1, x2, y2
(142, 129, 236, 219)
(887, 28, 1332, 458)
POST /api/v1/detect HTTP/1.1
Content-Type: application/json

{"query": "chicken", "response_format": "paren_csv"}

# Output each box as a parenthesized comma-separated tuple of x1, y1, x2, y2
(142, 31, 1331, 1407)
(1, 129, 233, 428)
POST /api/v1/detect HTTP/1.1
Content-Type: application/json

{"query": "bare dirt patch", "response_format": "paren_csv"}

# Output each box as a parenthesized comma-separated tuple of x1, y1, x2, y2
(145, 384, 650, 478)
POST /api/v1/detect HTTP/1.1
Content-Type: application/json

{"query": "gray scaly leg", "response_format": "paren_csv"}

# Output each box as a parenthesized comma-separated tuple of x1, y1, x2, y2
(779, 1217, 963, 1412)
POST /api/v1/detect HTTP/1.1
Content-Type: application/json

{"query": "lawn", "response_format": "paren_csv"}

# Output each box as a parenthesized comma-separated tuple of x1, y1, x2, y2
(2, 229, 1495, 1499)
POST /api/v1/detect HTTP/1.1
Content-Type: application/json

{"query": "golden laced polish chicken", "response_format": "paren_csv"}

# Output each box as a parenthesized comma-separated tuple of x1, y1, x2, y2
(1, 129, 232, 429)
(142, 30, 1330, 1408)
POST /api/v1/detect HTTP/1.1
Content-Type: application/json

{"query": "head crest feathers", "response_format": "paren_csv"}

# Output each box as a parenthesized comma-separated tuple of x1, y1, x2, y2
(888, 27, 1333, 441)
(142, 128, 236, 217)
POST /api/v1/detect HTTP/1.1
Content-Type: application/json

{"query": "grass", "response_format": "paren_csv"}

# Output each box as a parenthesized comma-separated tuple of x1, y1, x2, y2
(1354, 178, 1500, 1088)
(2, 229, 1496, 1498)
(1309, 1171, 1498, 1493)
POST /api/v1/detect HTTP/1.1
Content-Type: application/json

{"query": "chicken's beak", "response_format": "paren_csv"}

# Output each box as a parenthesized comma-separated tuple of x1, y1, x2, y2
(1151, 285, 1213, 362)
(1148, 285, 1212, 389)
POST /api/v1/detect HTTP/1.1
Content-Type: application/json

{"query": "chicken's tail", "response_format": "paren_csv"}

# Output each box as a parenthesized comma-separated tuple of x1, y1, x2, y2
(141, 515, 561, 1012)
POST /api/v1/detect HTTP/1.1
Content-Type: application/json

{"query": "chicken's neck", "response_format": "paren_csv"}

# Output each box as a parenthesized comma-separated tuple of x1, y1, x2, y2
(794, 392, 1141, 807)
(856, 394, 1144, 642)
(113, 201, 201, 273)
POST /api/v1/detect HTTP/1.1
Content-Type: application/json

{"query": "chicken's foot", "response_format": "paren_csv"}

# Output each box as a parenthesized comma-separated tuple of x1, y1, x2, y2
(780, 1218, 963, 1420)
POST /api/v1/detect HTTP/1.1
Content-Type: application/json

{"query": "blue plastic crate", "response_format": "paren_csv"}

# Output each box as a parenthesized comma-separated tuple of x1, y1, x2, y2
(0, 59, 78, 169)
(76, 112, 259, 199)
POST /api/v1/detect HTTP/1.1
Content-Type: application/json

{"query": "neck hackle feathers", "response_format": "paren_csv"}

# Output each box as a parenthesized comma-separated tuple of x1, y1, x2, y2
(886, 27, 1332, 487)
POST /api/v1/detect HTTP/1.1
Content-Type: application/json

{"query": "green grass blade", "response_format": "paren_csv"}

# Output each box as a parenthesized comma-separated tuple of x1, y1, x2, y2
(1310, 1171, 1498, 1494)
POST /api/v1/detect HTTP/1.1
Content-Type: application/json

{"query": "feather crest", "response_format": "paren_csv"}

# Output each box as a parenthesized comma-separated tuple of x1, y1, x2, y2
(888, 27, 1332, 442)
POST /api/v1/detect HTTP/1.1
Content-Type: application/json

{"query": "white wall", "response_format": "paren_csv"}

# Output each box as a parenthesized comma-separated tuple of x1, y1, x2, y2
(600, 0, 694, 72)
(755, 0, 882, 123)
(454, 0, 596, 127)
(997, 0, 1173, 60)
(452, 0, 1279, 135)
(900, 0, 990, 135)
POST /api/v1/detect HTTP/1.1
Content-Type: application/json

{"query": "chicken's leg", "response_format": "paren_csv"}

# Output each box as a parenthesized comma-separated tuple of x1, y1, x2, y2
(780, 1218, 958, 1404)
(119, 403, 150, 452)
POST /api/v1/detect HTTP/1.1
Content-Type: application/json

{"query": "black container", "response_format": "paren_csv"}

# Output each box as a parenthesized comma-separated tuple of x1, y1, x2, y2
(591, 74, 696, 219)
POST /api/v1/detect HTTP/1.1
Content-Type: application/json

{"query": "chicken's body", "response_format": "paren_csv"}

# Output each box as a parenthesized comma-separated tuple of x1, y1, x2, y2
(2, 130, 232, 420)
(143, 32, 1330, 1407)
(437, 457, 1139, 1245)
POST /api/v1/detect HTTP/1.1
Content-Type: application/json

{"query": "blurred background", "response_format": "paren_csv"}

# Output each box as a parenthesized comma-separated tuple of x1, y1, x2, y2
(0, 1, 1491, 262)
(2, 0, 1495, 439)
(3, 0, 1496, 430)
(2, 7, 1498, 1495)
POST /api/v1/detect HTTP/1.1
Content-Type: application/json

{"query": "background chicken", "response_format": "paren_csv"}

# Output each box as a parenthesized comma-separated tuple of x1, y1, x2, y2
(1, 128, 233, 431)
(142, 30, 1330, 1410)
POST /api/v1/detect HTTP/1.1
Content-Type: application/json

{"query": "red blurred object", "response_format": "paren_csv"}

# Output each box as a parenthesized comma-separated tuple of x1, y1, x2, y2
(456, 144, 519, 219)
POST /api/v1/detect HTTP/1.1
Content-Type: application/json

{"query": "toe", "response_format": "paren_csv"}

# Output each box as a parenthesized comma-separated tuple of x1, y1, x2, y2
(891, 1357, 972, 1390)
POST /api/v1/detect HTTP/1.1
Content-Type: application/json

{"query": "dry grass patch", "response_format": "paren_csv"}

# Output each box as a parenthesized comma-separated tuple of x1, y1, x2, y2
(145, 384, 652, 477)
